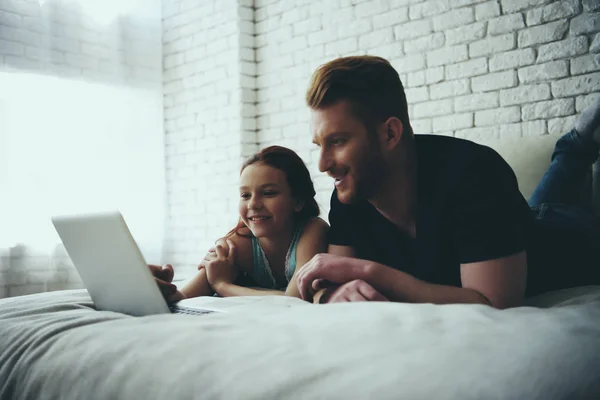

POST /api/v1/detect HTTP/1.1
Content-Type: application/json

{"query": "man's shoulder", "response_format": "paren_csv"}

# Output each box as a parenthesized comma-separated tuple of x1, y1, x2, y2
(415, 134, 491, 158)
(415, 134, 509, 174)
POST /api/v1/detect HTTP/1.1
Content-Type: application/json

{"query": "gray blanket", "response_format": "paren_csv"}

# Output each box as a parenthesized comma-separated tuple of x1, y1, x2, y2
(2, 288, 600, 400)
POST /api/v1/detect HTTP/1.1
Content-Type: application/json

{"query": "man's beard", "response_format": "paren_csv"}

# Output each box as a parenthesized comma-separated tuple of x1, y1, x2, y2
(343, 145, 387, 204)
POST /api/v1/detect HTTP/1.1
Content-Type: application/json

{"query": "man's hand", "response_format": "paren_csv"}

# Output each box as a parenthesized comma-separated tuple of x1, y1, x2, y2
(316, 280, 389, 303)
(200, 240, 238, 292)
(296, 254, 370, 301)
(148, 264, 185, 302)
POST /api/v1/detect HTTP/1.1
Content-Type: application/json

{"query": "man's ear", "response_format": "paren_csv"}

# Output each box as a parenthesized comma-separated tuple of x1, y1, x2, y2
(381, 117, 404, 150)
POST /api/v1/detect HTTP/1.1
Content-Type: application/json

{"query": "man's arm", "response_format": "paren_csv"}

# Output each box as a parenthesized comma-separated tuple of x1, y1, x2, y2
(364, 251, 527, 309)
(311, 245, 356, 303)
(297, 251, 527, 309)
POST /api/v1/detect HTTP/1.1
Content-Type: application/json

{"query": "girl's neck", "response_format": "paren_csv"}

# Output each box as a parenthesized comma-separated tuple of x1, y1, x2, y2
(257, 224, 295, 261)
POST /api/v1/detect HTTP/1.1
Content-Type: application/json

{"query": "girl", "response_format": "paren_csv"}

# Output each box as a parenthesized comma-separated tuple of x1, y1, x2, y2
(152, 146, 329, 300)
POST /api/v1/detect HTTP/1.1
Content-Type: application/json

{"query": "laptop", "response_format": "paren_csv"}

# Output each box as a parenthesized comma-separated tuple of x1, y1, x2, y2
(51, 211, 219, 317)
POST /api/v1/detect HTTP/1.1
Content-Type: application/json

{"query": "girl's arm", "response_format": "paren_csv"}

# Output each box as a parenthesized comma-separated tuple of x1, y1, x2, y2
(212, 218, 329, 298)
(284, 218, 329, 298)
(179, 267, 213, 299)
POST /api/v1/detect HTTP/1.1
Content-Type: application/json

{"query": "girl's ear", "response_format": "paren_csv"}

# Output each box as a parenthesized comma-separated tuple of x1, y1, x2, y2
(294, 199, 305, 213)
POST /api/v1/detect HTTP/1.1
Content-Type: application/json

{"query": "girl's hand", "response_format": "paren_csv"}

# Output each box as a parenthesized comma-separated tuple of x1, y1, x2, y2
(202, 240, 238, 291)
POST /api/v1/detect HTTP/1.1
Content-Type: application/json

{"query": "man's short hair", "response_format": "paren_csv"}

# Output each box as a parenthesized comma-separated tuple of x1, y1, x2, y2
(306, 55, 413, 136)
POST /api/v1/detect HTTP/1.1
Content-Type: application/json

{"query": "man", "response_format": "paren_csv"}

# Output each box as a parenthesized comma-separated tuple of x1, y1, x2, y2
(296, 56, 600, 308)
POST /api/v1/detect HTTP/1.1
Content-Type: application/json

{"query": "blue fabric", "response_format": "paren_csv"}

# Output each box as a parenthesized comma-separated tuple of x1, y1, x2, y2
(525, 130, 600, 296)
(250, 224, 303, 290)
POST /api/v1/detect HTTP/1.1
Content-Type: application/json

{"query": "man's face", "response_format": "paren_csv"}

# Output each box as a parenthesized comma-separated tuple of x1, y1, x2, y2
(311, 100, 387, 204)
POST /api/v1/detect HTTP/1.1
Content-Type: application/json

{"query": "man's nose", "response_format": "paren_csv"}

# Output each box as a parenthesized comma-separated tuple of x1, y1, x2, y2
(318, 149, 332, 173)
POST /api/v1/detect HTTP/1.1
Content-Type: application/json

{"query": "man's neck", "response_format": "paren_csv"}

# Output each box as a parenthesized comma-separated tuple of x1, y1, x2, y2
(368, 151, 418, 237)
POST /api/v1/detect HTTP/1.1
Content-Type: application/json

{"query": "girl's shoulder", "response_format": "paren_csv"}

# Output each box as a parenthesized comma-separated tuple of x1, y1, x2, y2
(297, 217, 329, 246)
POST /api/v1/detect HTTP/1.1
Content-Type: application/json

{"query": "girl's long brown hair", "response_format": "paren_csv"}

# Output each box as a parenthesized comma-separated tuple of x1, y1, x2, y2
(225, 146, 319, 238)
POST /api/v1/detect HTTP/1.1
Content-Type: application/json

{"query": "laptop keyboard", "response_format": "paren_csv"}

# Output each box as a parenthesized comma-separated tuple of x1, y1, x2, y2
(169, 305, 213, 316)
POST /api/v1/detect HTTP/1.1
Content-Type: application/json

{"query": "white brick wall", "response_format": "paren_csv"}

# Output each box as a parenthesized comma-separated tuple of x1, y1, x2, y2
(5, 0, 598, 294)
(0, 0, 162, 297)
(252, 0, 600, 222)
(0, 0, 161, 87)
(162, 0, 257, 277)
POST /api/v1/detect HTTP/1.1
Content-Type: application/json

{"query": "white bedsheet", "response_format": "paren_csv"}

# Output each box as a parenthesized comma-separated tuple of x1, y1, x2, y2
(1, 287, 600, 399)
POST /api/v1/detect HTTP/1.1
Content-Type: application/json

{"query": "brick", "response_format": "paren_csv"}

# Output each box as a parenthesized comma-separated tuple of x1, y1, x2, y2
(489, 48, 536, 72)
(355, 0, 390, 18)
(394, 20, 432, 40)
(5, 55, 40, 70)
(517, 20, 568, 48)
(455, 92, 499, 112)
(576, 93, 600, 112)
(522, 99, 574, 121)
(501, 0, 554, 13)
(375, 43, 405, 59)
(469, 33, 515, 57)
(410, 119, 432, 134)
(472, 70, 517, 92)
(404, 33, 445, 54)
(0, 10, 20, 27)
(413, 99, 453, 118)
(541, 0, 581, 22)
(433, 8, 474, 31)
(583, 0, 600, 12)
(537, 36, 588, 63)
(280, 36, 308, 54)
(456, 126, 500, 140)
(500, 84, 551, 106)
(293, 18, 322, 36)
(551, 72, 600, 97)
(521, 99, 575, 121)
(426, 44, 468, 67)
(390, 54, 426, 73)
(433, 113, 473, 132)
(475, 106, 520, 126)
(489, 14, 525, 36)
(475, 1, 500, 21)
(450, 0, 489, 6)
(426, 66, 445, 84)
(410, 0, 451, 20)
(373, 7, 409, 27)
(571, 54, 600, 75)
(407, 71, 425, 87)
(518, 60, 569, 83)
(359, 28, 394, 49)
(0, 39, 24, 56)
(526, 8, 544, 26)
(430, 79, 469, 100)
(281, 6, 309, 24)
(338, 20, 372, 38)
(498, 123, 522, 138)
(591, 33, 600, 53)
(325, 37, 358, 56)
(405, 87, 429, 103)
(570, 12, 600, 35)
(521, 121, 548, 136)
(446, 22, 486, 45)
(308, 29, 333, 46)
(548, 115, 578, 135)
(0, 26, 40, 47)
(445, 58, 487, 79)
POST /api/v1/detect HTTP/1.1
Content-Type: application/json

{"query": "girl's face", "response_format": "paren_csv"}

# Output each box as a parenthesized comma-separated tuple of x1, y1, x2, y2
(238, 163, 302, 238)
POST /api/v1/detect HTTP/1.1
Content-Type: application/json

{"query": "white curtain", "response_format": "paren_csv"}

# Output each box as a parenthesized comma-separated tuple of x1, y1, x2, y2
(0, 0, 164, 297)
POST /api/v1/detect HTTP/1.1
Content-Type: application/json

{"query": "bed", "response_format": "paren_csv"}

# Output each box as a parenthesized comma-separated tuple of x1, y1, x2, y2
(1, 286, 600, 399)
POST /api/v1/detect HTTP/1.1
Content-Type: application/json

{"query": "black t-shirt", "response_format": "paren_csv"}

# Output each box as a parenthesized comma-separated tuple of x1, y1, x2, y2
(328, 134, 533, 291)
